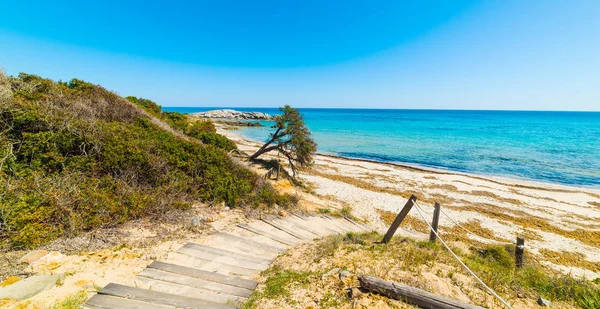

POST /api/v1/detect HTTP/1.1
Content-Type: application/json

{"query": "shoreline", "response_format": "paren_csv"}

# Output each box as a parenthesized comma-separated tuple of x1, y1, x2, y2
(219, 124, 600, 279)
(230, 127, 600, 194)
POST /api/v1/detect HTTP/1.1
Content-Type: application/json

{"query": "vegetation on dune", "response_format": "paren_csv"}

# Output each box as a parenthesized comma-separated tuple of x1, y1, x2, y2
(0, 72, 295, 249)
(245, 232, 600, 309)
(125, 96, 236, 151)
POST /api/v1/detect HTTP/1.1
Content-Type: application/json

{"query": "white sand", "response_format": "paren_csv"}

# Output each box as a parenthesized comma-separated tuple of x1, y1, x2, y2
(219, 125, 600, 279)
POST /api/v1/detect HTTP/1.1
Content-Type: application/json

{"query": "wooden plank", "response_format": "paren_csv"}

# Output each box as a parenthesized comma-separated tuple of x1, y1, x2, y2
(344, 217, 372, 232)
(261, 219, 312, 240)
(134, 276, 244, 304)
(283, 215, 331, 235)
(149, 261, 258, 290)
(168, 252, 259, 277)
(177, 247, 268, 271)
(85, 294, 175, 309)
(308, 216, 345, 234)
(183, 243, 271, 264)
(237, 224, 296, 246)
(323, 216, 356, 233)
(139, 268, 253, 298)
(213, 231, 286, 253)
(277, 217, 323, 236)
(98, 283, 236, 309)
(269, 218, 319, 239)
(382, 195, 417, 244)
(358, 275, 485, 309)
(325, 215, 360, 232)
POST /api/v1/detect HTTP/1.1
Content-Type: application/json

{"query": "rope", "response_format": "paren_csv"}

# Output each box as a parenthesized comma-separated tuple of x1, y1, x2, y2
(414, 201, 515, 245)
(412, 204, 514, 309)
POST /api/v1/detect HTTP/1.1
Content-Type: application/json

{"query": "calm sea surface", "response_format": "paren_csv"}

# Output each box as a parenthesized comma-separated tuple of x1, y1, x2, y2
(164, 107, 600, 187)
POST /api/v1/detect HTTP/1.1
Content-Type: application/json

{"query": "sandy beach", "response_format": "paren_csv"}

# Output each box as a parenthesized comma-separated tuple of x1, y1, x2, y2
(218, 124, 600, 279)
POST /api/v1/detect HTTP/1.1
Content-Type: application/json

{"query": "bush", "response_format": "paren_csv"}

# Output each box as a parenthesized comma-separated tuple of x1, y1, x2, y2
(0, 73, 295, 249)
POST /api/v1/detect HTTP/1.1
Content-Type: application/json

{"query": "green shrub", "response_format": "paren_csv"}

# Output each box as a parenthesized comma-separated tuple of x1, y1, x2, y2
(0, 72, 295, 249)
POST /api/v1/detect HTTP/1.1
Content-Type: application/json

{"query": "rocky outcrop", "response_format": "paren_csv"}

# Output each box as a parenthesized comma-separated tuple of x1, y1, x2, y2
(193, 109, 272, 120)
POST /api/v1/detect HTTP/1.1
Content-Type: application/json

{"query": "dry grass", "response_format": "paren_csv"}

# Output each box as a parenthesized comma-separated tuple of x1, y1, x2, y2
(245, 232, 598, 309)
(539, 249, 600, 273)
(447, 204, 600, 249)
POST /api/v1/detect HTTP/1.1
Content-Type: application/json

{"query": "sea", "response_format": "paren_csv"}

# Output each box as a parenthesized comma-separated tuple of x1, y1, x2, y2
(163, 107, 600, 187)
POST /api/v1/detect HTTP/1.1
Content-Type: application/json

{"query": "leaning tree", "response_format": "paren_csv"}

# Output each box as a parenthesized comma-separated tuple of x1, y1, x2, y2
(250, 105, 316, 177)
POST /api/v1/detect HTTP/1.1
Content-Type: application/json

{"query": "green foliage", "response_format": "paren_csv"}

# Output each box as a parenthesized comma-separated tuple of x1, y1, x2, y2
(250, 105, 316, 176)
(126, 96, 162, 116)
(0, 72, 295, 249)
(242, 265, 315, 308)
(465, 245, 600, 309)
(50, 290, 88, 309)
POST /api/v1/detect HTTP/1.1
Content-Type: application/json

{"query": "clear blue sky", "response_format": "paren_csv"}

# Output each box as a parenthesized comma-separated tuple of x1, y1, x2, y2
(1, 0, 599, 110)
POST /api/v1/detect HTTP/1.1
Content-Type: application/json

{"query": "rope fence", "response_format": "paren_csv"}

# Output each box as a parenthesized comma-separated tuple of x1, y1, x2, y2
(412, 202, 515, 309)
(413, 200, 516, 246)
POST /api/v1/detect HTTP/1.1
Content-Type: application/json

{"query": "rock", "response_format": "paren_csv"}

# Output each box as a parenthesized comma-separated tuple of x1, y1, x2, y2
(0, 274, 63, 300)
(517, 292, 526, 298)
(193, 109, 272, 120)
(339, 270, 351, 282)
(279, 210, 287, 217)
(537, 297, 552, 307)
(321, 267, 341, 280)
(28, 251, 67, 272)
(18, 250, 49, 264)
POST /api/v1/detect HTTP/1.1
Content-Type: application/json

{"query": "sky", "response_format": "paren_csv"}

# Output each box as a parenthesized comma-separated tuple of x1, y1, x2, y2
(1, 0, 599, 110)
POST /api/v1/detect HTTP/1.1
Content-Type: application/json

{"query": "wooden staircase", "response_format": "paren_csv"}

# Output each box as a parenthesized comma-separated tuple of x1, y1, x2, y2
(84, 214, 372, 309)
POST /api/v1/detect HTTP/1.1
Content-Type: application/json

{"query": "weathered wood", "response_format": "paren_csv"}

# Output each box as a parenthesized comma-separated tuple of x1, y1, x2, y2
(85, 294, 175, 309)
(140, 268, 253, 297)
(177, 247, 268, 271)
(324, 215, 357, 232)
(134, 276, 245, 304)
(148, 261, 258, 290)
(429, 203, 441, 242)
(344, 217, 371, 232)
(213, 231, 286, 253)
(277, 217, 322, 236)
(515, 237, 525, 268)
(237, 224, 296, 246)
(168, 252, 259, 277)
(183, 243, 271, 264)
(382, 195, 417, 244)
(358, 275, 485, 309)
(98, 283, 236, 309)
(261, 219, 311, 240)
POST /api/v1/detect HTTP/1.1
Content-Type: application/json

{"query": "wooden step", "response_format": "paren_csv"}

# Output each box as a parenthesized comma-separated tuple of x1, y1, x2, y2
(97, 283, 236, 309)
(148, 261, 258, 290)
(198, 233, 281, 259)
(247, 221, 301, 244)
(183, 243, 271, 265)
(237, 224, 296, 246)
(85, 294, 175, 309)
(177, 247, 268, 271)
(134, 276, 244, 304)
(261, 219, 313, 240)
(275, 217, 323, 237)
(167, 252, 259, 277)
(215, 230, 287, 252)
(139, 268, 253, 298)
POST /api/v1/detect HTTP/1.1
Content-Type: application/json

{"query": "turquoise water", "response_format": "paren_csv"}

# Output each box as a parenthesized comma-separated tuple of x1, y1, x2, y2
(165, 107, 600, 187)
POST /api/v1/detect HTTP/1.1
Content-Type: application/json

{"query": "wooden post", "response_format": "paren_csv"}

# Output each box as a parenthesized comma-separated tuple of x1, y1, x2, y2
(515, 237, 525, 268)
(358, 274, 485, 309)
(276, 159, 281, 180)
(429, 202, 441, 242)
(382, 195, 417, 244)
